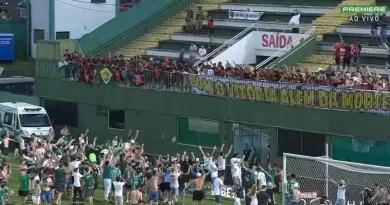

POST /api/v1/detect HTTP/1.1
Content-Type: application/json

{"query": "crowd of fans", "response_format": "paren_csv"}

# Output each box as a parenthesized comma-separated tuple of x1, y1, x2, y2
(0, 127, 281, 205)
(61, 48, 389, 91)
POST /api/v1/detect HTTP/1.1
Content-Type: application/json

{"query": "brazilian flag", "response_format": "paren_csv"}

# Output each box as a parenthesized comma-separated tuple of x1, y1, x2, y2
(99, 67, 115, 86)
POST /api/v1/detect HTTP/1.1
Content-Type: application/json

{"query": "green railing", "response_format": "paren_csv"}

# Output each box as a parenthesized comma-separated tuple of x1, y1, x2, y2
(79, 0, 198, 55)
(35, 62, 390, 115)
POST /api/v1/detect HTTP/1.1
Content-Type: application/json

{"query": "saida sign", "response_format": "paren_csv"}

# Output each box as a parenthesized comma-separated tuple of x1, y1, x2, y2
(188, 75, 390, 114)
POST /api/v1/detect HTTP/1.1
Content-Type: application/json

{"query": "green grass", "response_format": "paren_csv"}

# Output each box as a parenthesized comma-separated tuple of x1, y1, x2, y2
(0, 60, 35, 77)
(6, 157, 282, 205)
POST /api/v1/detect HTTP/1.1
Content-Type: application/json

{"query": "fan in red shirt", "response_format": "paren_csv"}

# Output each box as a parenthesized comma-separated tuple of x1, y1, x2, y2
(343, 43, 352, 72)
(334, 41, 342, 71)
(352, 39, 362, 69)
(208, 17, 215, 46)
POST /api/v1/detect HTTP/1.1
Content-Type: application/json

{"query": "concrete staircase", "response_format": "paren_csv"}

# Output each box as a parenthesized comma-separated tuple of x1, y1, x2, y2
(295, 0, 375, 71)
(118, 0, 228, 58)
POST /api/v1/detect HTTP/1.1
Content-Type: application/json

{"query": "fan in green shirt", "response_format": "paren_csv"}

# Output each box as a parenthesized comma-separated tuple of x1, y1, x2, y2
(132, 173, 143, 189)
(84, 172, 95, 189)
(19, 173, 30, 192)
(102, 163, 113, 180)
(111, 164, 121, 181)
(0, 186, 5, 205)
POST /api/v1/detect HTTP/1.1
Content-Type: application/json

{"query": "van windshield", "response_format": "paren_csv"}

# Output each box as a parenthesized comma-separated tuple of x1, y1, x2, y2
(19, 114, 51, 127)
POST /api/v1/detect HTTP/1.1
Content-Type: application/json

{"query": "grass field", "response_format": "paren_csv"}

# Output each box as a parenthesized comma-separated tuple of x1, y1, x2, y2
(5, 157, 282, 205)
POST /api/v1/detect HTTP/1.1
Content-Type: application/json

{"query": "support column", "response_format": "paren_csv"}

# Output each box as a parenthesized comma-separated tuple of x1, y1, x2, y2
(49, 0, 55, 40)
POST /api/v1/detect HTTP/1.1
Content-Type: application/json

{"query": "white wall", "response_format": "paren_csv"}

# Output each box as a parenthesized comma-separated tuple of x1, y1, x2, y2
(30, 0, 50, 58)
(55, 0, 116, 39)
(211, 31, 306, 65)
(211, 32, 256, 65)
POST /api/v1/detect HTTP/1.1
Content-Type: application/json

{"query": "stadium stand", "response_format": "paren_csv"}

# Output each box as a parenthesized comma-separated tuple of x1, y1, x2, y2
(293, 0, 376, 71)
(116, 0, 336, 60)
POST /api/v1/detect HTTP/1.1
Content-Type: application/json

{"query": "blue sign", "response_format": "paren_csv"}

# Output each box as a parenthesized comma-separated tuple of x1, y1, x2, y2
(0, 33, 14, 61)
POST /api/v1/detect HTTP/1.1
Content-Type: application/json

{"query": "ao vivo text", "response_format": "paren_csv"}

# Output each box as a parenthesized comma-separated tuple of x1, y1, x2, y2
(349, 15, 379, 22)
(261, 33, 304, 49)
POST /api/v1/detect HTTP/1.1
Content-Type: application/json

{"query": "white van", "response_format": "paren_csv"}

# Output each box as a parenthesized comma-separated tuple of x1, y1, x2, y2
(0, 102, 54, 138)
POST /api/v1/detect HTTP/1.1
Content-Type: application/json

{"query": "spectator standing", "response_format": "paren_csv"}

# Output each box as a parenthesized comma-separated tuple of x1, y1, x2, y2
(207, 65, 214, 76)
(208, 17, 215, 47)
(379, 14, 387, 46)
(113, 177, 125, 205)
(257, 185, 271, 205)
(178, 49, 184, 63)
(189, 44, 198, 65)
(343, 43, 352, 72)
(84, 168, 96, 205)
(199, 45, 207, 58)
(334, 41, 342, 71)
(352, 39, 362, 71)
(72, 168, 83, 204)
(288, 10, 300, 33)
(195, 6, 204, 33)
(185, 6, 194, 33)
(370, 14, 379, 45)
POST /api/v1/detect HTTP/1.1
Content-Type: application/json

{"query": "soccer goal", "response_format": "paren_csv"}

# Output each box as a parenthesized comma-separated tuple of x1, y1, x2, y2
(282, 146, 390, 205)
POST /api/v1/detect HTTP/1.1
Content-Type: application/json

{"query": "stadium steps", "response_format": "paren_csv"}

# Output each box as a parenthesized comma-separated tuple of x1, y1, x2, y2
(313, 0, 375, 35)
(294, 54, 334, 72)
(296, 0, 374, 71)
(118, 0, 229, 57)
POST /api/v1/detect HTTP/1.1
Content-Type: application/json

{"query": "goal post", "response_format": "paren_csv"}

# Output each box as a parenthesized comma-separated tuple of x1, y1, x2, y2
(282, 149, 390, 205)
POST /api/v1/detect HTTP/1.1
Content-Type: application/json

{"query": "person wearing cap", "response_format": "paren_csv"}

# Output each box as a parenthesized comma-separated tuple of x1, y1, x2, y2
(329, 177, 346, 205)
(187, 167, 210, 205)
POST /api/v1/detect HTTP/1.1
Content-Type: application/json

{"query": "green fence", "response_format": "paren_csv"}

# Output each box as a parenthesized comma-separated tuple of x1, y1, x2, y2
(79, 0, 198, 55)
(0, 91, 39, 105)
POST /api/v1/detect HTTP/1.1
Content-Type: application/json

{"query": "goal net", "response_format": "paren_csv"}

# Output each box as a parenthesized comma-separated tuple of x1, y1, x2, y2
(283, 152, 390, 205)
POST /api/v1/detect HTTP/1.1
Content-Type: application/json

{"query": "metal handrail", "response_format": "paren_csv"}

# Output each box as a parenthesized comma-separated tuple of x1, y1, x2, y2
(270, 34, 316, 69)
(193, 23, 257, 66)
(255, 26, 316, 69)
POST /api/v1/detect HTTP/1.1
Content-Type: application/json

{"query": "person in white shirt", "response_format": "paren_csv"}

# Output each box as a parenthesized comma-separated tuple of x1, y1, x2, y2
(218, 144, 233, 177)
(207, 66, 214, 76)
(257, 167, 267, 189)
(199, 45, 207, 57)
(72, 168, 83, 204)
(288, 10, 300, 33)
(113, 176, 125, 205)
(231, 153, 244, 187)
(330, 178, 346, 205)
(19, 137, 27, 156)
(210, 158, 219, 183)
(169, 167, 181, 204)
(213, 176, 224, 205)
(112, 135, 119, 147)
(198, 146, 216, 171)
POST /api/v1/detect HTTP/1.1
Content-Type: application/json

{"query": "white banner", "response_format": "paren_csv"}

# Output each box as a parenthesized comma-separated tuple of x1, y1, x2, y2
(210, 185, 244, 199)
(229, 10, 263, 20)
(256, 31, 306, 51)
